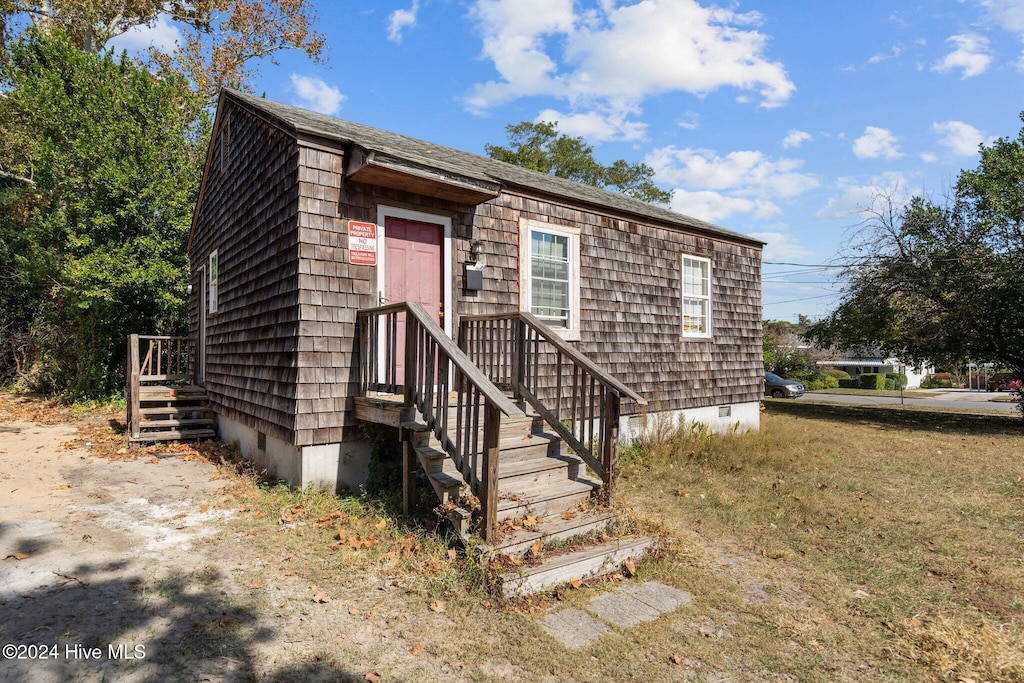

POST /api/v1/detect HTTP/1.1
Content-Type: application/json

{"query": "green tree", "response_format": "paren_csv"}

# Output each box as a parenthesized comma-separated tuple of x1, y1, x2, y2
(805, 115, 1024, 386)
(0, 0, 324, 100)
(0, 29, 206, 397)
(485, 121, 673, 205)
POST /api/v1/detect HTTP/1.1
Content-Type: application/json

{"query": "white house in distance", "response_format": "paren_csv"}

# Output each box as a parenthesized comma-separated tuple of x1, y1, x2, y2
(816, 356, 934, 389)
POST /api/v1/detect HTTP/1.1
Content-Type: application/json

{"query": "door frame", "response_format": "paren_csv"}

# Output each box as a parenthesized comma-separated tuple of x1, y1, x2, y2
(375, 205, 453, 340)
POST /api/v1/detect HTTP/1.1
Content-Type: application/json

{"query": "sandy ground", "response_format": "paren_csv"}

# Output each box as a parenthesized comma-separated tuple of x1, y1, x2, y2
(0, 413, 473, 683)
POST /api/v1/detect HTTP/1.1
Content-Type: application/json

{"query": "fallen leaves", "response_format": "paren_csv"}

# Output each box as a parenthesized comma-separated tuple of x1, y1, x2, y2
(428, 600, 446, 613)
(409, 644, 424, 656)
(244, 579, 267, 589)
(364, 672, 381, 683)
(311, 591, 331, 604)
(4, 551, 29, 560)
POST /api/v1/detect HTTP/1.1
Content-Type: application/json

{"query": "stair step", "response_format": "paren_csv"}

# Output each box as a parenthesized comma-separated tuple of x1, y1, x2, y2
(129, 428, 217, 443)
(489, 510, 616, 557)
(427, 470, 465, 504)
(499, 536, 656, 598)
(139, 406, 213, 417)
(498, 452, 583, 489)
(497, 478, 599, 521)
(139, 418, 215, 429)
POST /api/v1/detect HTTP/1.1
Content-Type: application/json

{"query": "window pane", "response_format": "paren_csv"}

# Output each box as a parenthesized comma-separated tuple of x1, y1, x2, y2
(530, 229, 573, 328)
(682, 297, 707, 333)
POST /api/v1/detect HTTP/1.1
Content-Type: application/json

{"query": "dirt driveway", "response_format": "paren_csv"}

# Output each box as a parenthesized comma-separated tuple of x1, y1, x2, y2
(0, 399, 467, 683)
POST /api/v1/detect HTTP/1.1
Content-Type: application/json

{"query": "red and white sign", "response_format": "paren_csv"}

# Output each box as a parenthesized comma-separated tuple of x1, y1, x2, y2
(348, 220, 378, 265)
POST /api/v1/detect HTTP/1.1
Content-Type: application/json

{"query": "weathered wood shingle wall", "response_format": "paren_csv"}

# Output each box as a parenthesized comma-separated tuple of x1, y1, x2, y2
(189, 101, 302, 444)
(461, 191, 763, 414)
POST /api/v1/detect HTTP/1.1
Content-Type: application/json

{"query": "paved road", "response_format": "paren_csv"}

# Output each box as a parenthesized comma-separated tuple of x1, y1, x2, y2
(788, 389, 1020, 413)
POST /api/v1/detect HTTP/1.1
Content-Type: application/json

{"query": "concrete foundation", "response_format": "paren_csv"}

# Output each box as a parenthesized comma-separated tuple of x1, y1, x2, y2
(217, 414, 371, 494)
(620, 400, 760, 443)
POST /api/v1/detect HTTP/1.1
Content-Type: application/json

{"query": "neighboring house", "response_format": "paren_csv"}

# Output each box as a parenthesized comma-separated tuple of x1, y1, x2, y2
(182, 89, 765, 496)
(817, 356, 934, 388)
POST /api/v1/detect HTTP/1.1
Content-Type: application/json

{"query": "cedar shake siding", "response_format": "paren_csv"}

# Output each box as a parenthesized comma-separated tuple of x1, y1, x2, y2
(189, 89, 763, 455)
(189, 100, 302, 445)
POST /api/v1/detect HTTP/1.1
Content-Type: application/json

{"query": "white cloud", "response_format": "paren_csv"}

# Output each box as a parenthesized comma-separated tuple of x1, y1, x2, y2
(464, 0, 794, 129)
(852, 126, 903, 159)
(782, 129, 812, 149)
(868, 42, 905, 64)
(387, 1, 420, 43)
(976, 0, 1024, 33)
(536, 107, 647, 142)
(677, 111, 700, 130)
(647, 146, 819, 198)
(815, 172, 909, 221)
(290, 74, 346, 115)
(920, 152, 939, 163)
(670, 189, 778, 223)
(107, 13, 181, 53)
(931, 120, 986, 156)
(932, 33, 992, 78)
(748, 230, 814, 261)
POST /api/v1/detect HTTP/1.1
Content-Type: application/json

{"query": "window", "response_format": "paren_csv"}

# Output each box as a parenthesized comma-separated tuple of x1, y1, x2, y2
(208, 250, 218, 315)
(681, 255, 711, 337)
(520, 220, 580, 340)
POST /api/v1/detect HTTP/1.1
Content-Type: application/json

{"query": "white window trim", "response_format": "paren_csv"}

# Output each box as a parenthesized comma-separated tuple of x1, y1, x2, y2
(681, 254, 712, 339)
(208, 249, 219, 315)
(519, 218, 581, 341)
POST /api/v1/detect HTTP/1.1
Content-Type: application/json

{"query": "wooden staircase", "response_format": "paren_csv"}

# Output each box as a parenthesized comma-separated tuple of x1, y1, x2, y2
(131, 384, 216, 445)
(126, 334, 217, 446)
(355, 304, 655, 596)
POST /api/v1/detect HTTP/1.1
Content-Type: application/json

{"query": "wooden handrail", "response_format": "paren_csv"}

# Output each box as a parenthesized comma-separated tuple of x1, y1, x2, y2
(459, 312, 646, 503)
(357, 302, 523, 541)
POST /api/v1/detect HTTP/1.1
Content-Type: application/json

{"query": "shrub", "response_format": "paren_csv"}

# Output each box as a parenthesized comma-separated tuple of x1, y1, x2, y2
(838, 378, 860, 388)
(784, 370, 839, 391)
(885, 378, 895, 390)
(921, 376, 953, 389)
(860, 373, 887, 390)
(886, 373, 908, 390)
(825, 369, 852, 380)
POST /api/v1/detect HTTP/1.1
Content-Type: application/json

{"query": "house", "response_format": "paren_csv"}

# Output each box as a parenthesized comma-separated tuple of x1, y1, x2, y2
(816, 356, 934, 388)
(128, 88, 765, 547)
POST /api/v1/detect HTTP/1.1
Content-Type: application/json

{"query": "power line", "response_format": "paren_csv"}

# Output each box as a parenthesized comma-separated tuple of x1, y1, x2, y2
(763, 293, 842, 306)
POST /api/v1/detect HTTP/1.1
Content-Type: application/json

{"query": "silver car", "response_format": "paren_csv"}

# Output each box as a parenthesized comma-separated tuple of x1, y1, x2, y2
(764, 372, 804, 398)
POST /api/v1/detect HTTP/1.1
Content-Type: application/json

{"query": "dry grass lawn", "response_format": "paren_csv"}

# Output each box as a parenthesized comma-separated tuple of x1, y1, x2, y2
(7, 394, 1024, 681)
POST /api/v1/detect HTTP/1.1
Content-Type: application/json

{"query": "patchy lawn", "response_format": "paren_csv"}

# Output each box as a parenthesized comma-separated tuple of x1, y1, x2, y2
(3, 394, 1023, 681)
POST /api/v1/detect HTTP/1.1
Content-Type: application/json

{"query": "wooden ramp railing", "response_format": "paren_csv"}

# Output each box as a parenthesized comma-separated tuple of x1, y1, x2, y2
(357, 303, 524, 541)
(459, 312, 647, 502)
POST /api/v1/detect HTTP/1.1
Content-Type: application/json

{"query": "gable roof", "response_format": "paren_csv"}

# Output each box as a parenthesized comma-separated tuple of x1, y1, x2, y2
(221, 89, 763, 247)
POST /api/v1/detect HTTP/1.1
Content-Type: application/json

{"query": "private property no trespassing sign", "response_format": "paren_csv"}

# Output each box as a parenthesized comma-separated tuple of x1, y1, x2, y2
(348, 220, 377, 265)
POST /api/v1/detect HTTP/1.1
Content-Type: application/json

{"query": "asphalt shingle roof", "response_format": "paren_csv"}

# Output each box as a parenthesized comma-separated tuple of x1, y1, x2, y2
(226, 89, 762, 247)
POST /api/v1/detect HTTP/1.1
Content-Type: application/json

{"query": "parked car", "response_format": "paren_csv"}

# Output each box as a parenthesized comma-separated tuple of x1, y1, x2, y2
(764, 372, 804, 398)
(986, 373, 1023, 392)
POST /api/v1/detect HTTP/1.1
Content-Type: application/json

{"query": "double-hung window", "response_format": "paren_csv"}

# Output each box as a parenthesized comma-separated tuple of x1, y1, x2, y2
(520, 220, 580, 340)
(681, 255, 711, 337)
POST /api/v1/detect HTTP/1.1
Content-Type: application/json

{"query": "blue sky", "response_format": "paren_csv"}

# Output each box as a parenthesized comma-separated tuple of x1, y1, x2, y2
(115, 0, 1024, 322)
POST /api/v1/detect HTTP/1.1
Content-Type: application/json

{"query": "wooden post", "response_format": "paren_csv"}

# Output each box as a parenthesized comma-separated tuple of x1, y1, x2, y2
(401, 429, 417, 516)
(511, 316, 526, 405)
(480, 402, 501, 542)
(127, 334, 141, 445)
(404, 311, 417, 407)
(601, 390, 620, 505)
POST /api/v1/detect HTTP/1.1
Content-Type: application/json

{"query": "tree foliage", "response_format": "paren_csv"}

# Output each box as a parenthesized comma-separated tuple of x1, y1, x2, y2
(0, 29, 206, 397)
(804, 114, 1024, 384)
(762, 319, 816, 376)
(485, 121, 673, 205)
(0, 0, 324, 99)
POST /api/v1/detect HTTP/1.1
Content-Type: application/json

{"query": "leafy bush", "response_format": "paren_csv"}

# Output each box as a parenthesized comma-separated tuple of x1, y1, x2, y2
(839, 378, 860, 388)
(860, 373, 887, 390)
(886, 373, 908, 390)
(785, 370, 839, 391)
(921, 374, 954, 389)
(825, 369, 852, 380)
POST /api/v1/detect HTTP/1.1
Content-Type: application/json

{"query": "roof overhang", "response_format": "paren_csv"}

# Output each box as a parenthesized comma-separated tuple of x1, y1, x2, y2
(345, 147, 501, 205)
